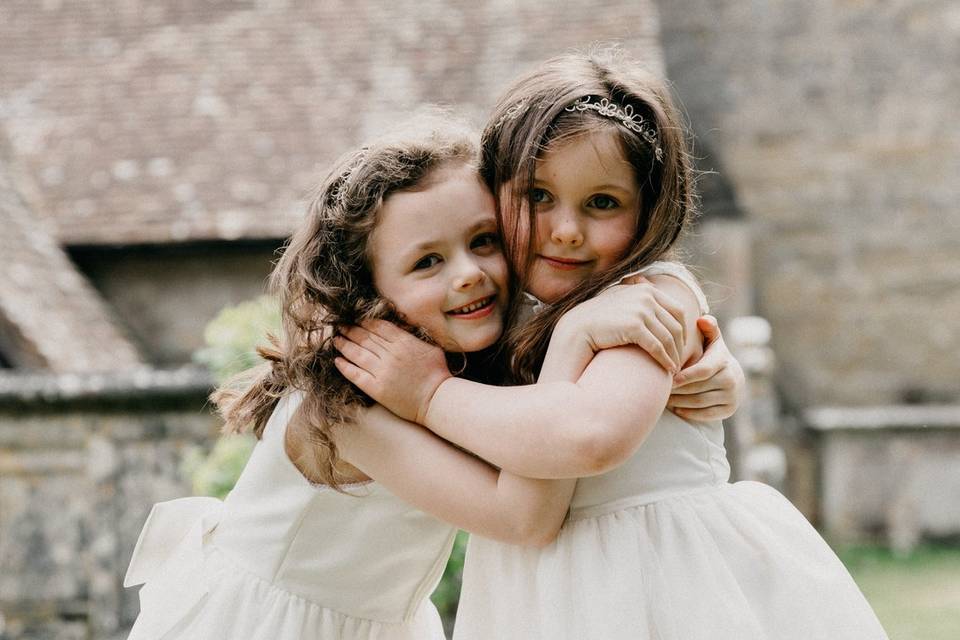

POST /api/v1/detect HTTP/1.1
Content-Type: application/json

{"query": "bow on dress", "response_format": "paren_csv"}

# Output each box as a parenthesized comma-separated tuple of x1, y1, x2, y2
(124, 496, 224, 639)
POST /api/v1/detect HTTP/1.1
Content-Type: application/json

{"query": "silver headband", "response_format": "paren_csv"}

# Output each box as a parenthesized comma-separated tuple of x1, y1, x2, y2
(565, 96, 663, 162)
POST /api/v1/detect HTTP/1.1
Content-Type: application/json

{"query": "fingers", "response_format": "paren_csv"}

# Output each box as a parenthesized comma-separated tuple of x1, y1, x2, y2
(672, 404, 734, 422)
(673, 346, 724, 386)
(670, 377, 724, 397)
(333, 357, 378, 395)
(332, 335, 381, 372)
(667, 389, 729, 409)
(650, 288, 686, 346)
(653, 305, 683, 367)
(674, 361, 719, 388)
(339, 325, 387, 351)
(697, 315, 721, 346)
(637, 327, 678, 373)
(360, 319, 413, 343)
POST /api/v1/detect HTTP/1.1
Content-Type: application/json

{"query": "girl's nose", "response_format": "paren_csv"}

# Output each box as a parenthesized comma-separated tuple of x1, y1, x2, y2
(549, 209, 584, 247)
(453, 257, 486, 290)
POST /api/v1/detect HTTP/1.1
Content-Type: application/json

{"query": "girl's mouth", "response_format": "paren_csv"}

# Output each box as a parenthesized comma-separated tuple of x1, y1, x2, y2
(540, 255, 591, 271)
(447, 295, 497, 319)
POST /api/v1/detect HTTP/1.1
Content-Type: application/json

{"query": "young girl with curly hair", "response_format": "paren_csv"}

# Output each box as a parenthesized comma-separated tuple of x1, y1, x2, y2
(123, 114, 742, 640)
(335, 51, 888, 639)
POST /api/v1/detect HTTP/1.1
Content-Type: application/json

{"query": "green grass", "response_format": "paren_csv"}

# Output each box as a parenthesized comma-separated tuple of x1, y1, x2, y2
(838, 544, 960, 640)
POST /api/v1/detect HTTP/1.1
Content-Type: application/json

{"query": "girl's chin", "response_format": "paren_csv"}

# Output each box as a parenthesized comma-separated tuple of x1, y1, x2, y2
(437, 328, 503, 354)
(527, 282, 577, 305)
(527, 267, 585, 303)
(440, 339, 499, 354)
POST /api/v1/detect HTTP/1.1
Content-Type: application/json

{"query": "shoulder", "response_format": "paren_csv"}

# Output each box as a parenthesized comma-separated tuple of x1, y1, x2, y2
(286, 402, 371, 486)
(635, 261, 709, 315)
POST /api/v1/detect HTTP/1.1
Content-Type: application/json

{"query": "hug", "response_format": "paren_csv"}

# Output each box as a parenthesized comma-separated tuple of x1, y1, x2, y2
(124, 49, 887, 640)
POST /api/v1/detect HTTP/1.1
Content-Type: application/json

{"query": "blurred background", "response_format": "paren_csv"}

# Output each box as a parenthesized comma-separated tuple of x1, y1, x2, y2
(1, 1, 958, 638)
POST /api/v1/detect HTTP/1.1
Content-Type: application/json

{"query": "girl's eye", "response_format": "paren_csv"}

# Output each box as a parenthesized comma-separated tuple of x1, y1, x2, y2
(471, 232, 500, 251)
(531, 188, 551, 204)
(588, 194, 620, 210)
(413, 254, 442, 271)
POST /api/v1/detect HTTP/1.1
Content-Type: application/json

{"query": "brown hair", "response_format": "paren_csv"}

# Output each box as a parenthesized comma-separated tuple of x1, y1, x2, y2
(212, 115, 480, 489)
(481, 47, 699, 383)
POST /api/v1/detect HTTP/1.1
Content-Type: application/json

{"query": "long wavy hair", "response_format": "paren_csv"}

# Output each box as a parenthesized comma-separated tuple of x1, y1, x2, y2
(481, 48, 700, 383)
(212, 116, 481, 489)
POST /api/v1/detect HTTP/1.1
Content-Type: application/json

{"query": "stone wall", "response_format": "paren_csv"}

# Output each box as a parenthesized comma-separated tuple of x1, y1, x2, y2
(657, 0, 960, 407)
(807, 405, 960, 550)
(69, 243, 279, 366)
(0, 369, 216, 639)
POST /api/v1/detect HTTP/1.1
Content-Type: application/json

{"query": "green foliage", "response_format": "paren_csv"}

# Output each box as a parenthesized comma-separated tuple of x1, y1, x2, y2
(432, 530, 469, 634)
(181, 434, 256, 499)
(185, 296, 280, 496)
(193, 294, 281, 384)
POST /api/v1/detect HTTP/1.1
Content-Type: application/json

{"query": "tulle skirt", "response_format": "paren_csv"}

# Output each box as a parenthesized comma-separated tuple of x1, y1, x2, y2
(454, 481, 887, 640)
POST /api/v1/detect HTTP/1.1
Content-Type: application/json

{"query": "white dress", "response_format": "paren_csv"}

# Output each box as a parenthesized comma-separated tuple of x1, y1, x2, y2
(453, 262, 888, 640)
(124, 392, 456, 640)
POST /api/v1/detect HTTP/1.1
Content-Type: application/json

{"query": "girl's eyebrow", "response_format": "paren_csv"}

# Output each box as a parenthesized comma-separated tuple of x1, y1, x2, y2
(533, 177, 636, 195)
(402, 216, 497, 258)
(591, 182, 635, 194)
(403, 239, 441, 257)
(466, 217, 498, 234)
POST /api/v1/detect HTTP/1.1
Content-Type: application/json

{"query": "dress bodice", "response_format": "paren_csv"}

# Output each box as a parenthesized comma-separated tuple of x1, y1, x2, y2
(569, 411, 729, 517)
(520, 261, 728, 516)
(211, 392, 457, 622)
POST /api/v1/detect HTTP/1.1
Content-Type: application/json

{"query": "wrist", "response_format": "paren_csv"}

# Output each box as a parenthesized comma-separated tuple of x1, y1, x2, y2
(554, 314, 592, 351)
(417, 373, 453, 426)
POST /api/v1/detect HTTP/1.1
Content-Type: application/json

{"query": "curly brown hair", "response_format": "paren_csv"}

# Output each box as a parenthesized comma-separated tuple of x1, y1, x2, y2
(480, 47, 700, 383)
(212, 115, 480, 489)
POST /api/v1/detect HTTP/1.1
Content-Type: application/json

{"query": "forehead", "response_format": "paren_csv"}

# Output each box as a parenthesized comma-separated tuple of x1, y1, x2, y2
(538, 128, 633, 176)
(371, 165, 496, 254)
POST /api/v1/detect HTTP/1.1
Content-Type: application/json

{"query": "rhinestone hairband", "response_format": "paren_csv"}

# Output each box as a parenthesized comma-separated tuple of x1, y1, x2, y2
(565, 96, 663, 161)
(492, 99, 528, 131)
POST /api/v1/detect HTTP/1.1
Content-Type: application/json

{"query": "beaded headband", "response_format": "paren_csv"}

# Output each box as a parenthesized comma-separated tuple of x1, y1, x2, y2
(565, 96, 663, 162)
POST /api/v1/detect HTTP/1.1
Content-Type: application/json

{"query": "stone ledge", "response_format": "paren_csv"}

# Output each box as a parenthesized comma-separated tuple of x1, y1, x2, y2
(0, 366, 213, 405)
(805, 405, 960, 431)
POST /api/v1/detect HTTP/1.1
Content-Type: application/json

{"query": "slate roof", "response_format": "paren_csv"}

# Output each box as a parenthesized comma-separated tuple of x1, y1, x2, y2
(0, 1, 664, 246)
(0, 139, 144, 372)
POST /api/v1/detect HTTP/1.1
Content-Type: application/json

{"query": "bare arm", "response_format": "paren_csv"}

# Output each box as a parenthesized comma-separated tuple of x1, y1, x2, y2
(323, 298, 645, 546)
(337, 277, 704, 479)
(333, 405, 573, 547)
(423, 345, 677, 479)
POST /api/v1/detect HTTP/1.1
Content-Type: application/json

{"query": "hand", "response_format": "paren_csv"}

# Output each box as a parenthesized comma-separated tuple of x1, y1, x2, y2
(559, 277, 687, 373)
(333, 320, 452, 424)
(667, 316, 745, 421)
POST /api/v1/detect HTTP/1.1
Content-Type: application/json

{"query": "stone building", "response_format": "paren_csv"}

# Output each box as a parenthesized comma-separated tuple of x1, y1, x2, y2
(0, 1, 958, 638)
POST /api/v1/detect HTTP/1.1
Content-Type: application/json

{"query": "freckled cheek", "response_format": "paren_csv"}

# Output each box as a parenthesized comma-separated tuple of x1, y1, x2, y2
(595, 222, 637, 266)
(483, 256, 510, 295)
(393, 286, 446, 331)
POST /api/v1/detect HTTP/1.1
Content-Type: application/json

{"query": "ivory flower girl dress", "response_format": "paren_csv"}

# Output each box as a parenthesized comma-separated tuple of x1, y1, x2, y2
(453, 262, 887, 640)
(125, 391, 455, 640)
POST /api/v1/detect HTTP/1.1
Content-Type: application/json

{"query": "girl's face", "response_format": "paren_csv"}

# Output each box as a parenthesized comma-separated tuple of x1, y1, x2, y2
(369, 163, 509, 352)
(504, 129, 640, 304)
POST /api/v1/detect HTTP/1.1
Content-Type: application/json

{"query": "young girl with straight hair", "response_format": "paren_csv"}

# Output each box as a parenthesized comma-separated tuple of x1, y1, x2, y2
(124, 114, 742, 640)
(335, 50, 888, 640)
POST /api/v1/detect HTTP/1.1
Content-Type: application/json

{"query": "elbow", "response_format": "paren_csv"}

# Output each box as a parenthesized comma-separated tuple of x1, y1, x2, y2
(510, 511, 565, 548)
(569, 419, 638, 477)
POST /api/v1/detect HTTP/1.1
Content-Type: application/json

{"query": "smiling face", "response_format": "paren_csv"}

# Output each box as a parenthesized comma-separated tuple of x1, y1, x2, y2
(368, 163, 508, 353)
(504, 128, 641, 304)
